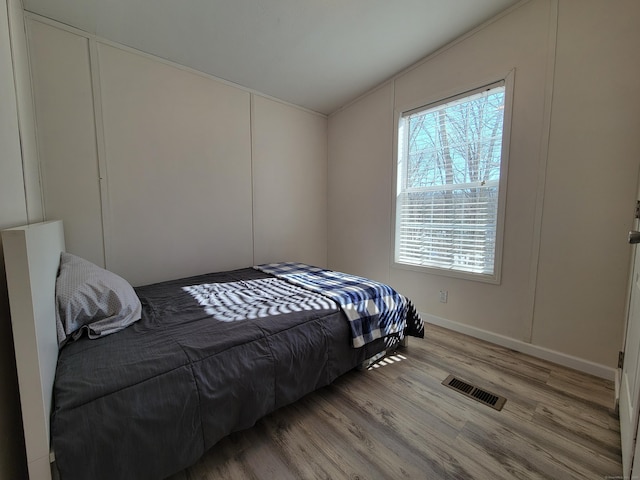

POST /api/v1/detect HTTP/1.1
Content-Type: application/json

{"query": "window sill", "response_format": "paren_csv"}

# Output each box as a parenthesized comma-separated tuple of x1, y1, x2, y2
(392, 261, 501, 285)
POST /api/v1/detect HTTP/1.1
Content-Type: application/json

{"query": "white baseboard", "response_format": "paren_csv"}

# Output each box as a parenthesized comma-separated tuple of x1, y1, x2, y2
(422, 312, 616, 381)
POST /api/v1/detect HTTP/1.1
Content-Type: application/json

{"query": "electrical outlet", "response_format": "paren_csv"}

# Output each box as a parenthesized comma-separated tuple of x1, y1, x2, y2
(439, 290, 448, 303)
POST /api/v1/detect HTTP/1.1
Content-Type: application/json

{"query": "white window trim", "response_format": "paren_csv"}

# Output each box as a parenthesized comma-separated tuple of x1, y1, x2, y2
(391, 70, 515, 284)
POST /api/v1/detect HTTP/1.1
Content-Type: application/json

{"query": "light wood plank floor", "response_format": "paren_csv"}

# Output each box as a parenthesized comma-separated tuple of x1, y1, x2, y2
(168, 323, 622, 479)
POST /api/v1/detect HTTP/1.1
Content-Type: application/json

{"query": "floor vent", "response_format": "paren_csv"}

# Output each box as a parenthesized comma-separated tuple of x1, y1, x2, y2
(442, 375, 506, 411)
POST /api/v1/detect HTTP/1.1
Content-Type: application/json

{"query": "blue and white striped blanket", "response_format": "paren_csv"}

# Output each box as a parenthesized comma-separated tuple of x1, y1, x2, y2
(254, 262, 423, 348)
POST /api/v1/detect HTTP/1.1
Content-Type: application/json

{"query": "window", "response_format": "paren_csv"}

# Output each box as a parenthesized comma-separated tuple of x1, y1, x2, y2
(394, 78, 511, 283)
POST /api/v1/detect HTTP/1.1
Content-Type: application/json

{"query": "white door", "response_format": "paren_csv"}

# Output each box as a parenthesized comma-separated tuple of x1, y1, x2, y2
(621, 202, 640, 478)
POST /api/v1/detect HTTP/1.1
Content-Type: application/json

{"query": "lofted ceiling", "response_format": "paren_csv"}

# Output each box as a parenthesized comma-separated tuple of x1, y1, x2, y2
(22, 0, 523, 115)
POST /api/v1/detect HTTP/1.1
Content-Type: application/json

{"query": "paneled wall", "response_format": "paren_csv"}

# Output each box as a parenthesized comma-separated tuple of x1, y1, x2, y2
(28, 20, 105, 267)
(7, 0, 41, 224)
(26, 16, 328, 287)
(252, 95, 328, 266)
(98, 43, 253, 285)
(328, 0, 640, 375)
(530, 0, 640, 365)
(390, 0, 549, 343)
(327, 82, 394, 284)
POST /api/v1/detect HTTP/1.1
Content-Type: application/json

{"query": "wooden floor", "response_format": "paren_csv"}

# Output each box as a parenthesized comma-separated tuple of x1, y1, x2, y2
(167, 323, 622, 480)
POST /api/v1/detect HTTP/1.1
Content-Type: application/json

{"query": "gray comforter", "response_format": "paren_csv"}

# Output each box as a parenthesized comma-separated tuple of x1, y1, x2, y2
(51, 268, 398, 480)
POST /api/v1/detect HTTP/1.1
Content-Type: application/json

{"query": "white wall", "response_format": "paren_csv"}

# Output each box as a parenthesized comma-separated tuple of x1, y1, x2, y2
(98, 43, 253, 285)
(0, 0, 40, 477)
(26, 16, 328, 287)
(7, 0, 41, 224)
(328, 82, 394, 284)
(391, 0, 549, 341)
(252, 95, 328, 266)
(28, 20, 105, 267)
(531, 0, 640, 366)
(328, 0, 640, 375)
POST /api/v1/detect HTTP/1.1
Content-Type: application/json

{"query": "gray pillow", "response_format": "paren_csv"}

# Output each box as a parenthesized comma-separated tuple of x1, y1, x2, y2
(55, 252, 142, 347)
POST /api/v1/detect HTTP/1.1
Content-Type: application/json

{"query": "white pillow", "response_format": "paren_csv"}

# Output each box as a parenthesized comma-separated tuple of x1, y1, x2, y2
(55, 252, 142, 347)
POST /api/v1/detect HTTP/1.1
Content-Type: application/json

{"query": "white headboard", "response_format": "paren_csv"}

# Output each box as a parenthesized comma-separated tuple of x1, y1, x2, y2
(2, 220, 64, 480)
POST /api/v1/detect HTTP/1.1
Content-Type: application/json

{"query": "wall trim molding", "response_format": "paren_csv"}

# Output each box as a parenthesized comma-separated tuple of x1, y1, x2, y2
(422, 312, 616, 381)
(523, 0, 558, 343)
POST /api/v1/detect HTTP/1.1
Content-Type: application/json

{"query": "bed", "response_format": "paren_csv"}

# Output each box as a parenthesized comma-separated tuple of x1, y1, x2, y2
(1, 220, 423, 480)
